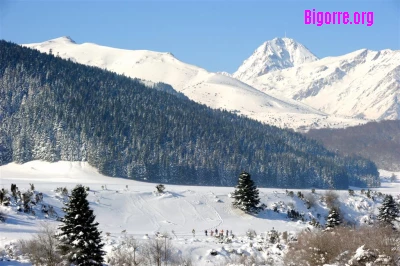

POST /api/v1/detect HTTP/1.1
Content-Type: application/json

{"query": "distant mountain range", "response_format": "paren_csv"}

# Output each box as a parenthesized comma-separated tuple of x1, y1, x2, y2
(0, 40, 380, 188)
(20, 36, 400, 172)
(234, 38, 400, 121)
(23, 36, 378, 131)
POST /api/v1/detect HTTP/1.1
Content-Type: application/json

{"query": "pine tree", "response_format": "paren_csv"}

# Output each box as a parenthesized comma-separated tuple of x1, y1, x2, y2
(377, 194, 399, 227)
(325, 207, 342, 230)
(231, 171, 261, 213)
(56, 184, 104, 265)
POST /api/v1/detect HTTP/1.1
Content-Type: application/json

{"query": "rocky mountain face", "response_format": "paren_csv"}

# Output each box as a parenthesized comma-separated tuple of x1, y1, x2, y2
(234, 39, 400, 121)
(233, 37, 318, 82)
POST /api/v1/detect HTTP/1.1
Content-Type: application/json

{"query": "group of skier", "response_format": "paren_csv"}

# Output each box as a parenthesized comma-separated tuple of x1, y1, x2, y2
(202, 228, 233, 238)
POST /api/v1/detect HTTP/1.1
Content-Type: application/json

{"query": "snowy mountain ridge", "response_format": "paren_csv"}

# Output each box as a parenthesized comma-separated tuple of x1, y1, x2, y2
(233, 37, 319, 82)
(23, 37, 368, 131)
(235, 40, 400, 121)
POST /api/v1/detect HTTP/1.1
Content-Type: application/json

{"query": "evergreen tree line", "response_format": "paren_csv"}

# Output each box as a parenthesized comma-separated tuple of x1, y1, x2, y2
(0, 40, 380, 189)
(306, 120, 400, 172)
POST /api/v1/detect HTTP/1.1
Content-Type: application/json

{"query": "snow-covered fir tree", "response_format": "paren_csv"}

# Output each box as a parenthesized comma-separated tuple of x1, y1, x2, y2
(377, 194, 399, 227)
(231, 171, 260, 213)
(325, 207, 342, 230)
(56, 184, 104, 265)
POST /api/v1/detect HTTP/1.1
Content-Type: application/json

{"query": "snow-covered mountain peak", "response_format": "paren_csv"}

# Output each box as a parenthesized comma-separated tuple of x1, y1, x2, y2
(233, 37, 318, 82)
(248, 47, 400, 121)
(22, 37, 368, 131)
(47, 36, 76, 45)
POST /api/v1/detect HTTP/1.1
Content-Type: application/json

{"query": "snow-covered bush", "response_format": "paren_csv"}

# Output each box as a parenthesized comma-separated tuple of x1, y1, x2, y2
(323, 190, 340, 209)
(304, 193, 316, 209)
(156, 184, 165, 194)
(18, 222, 62, 266)
(55, 186, 68, 197)
(246, 229, 257, 240)
(107, 235, 143, 266)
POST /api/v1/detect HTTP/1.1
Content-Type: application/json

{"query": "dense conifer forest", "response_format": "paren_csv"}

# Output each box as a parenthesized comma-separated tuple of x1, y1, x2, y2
(306, 120, 400, 171)
(0, 41, 380, 188)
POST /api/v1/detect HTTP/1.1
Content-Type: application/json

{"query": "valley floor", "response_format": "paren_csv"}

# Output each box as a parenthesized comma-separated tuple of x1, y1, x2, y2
(0, 161, 399, 265)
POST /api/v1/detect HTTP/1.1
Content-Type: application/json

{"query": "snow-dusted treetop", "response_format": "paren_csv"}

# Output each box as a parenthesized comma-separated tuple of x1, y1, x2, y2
(233, 37, 318, 82)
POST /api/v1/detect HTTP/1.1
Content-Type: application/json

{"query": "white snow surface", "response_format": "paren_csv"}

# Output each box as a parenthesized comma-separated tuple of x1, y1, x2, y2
(22, 37, 367, 131)
(0, 161, 399, 265)
(242, 47, 400, 121)
(233, 37, 319, 82)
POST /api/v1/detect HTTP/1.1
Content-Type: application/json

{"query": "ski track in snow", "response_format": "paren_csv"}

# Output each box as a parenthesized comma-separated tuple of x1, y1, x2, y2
(0, 161, 399, 265)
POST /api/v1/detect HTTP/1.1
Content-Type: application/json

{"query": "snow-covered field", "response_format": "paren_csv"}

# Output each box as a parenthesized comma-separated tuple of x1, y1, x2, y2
(0, 161, 399, 265)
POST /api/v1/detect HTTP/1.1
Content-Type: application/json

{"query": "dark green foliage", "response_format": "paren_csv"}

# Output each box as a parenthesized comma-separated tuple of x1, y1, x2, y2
(297, 191, 304, 199)
(156, 184, 165, 193)
(232, 172, 261, 213)
(22, 191, 33, 213)
(56, 184, 104, 265)
(267, 228, 279, 244)
(306, 120, 400, 172)
(325, 208, 342, 230)
(10, 184, 17, 194)
(286, 190, 294, 197)
(287, 209, 303, 220)
(0, 188, 5, 205)
(366, 189, 372, 199)
(309, 218, 320, 228)
(377, 194, 399, 227)
(0, 40, 380, 188)
(0, 211, 6, 222)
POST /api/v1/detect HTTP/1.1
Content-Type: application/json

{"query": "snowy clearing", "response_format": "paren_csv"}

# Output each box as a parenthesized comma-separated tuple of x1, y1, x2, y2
(0, 161, 399, 265)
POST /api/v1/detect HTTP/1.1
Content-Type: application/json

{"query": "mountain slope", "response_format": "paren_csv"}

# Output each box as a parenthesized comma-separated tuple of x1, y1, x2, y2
(0, 40, 379, 188)
(233, 37, 318, 82)
(306, 120, 400, 171)
(22, 37, 365, 130)
(237, 41, 400, 121)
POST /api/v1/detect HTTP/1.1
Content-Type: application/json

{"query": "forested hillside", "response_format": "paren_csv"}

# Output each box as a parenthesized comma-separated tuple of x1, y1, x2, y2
(0, 41, 379, 188)
(306, 120, 400, 171)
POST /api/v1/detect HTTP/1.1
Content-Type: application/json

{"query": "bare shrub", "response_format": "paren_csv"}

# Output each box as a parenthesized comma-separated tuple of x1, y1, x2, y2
(323, 190, 340, 209)
(304, 193, 316, 209)
(55, 187, 68, 197)
(246, 229, 257, 240)
(18, 222, 62, 266)
(108, 235, 143, 266)
(284, 225, 400, 266)
(390, 173, 396, 182)
(142, 237, 175, 266)
(287, 201, 295, 210)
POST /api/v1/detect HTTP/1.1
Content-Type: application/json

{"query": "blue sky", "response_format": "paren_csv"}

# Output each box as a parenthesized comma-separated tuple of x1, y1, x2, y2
(0, 0, 399, 73)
